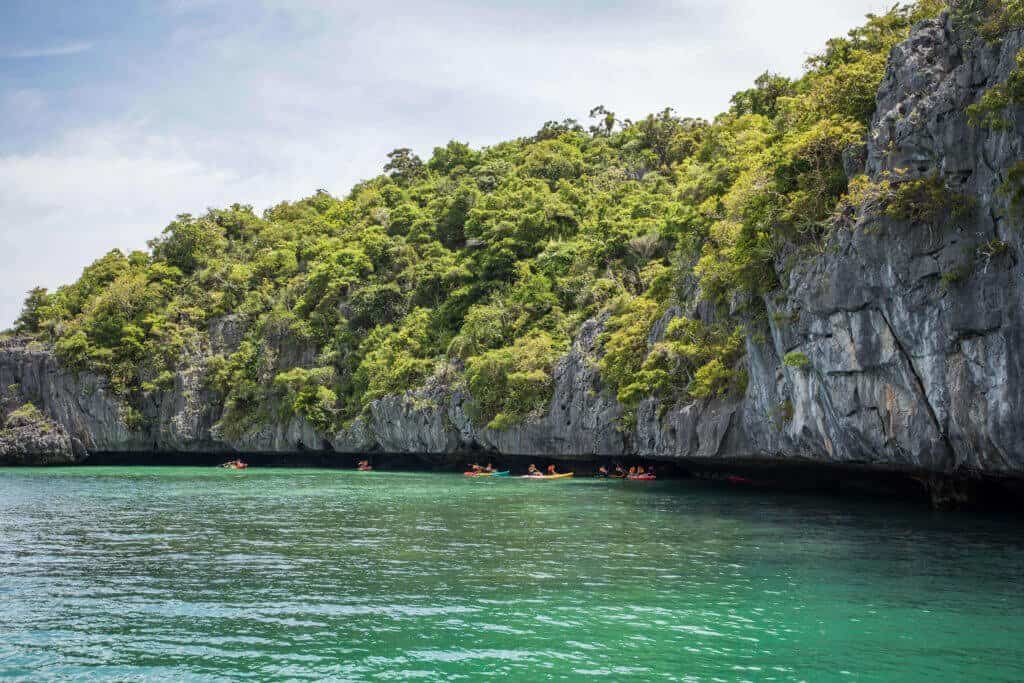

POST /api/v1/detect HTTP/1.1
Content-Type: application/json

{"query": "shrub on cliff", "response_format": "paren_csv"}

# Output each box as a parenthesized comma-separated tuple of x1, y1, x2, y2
(4, 403, 50, 432)
(465, 330, 567, 429)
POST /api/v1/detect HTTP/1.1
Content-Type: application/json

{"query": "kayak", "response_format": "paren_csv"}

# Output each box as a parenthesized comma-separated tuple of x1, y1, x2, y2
(464, 470, 510, 477)
(520, 472, 574, 480)
(628, 474, 656, 481)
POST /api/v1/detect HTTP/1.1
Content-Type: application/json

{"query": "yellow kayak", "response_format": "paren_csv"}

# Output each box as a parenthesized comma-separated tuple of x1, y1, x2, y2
(520, 472, 574, 480)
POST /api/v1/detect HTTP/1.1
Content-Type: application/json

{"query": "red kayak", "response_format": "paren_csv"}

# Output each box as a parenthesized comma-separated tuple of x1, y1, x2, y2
(628, 474, 656, 481)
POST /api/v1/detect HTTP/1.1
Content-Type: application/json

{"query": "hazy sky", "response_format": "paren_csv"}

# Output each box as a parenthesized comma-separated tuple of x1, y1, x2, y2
(0, 0, 891, 328)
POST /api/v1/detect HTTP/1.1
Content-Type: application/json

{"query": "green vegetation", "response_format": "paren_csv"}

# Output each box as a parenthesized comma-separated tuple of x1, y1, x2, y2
(940, 264, 973, 289)
(466, 330, 566, 429)
(13, 2, 952, 435)
(968, 49, 1024, 130)
(840, 170, 976, 229)
(884, 174, 977, 226)
(1000, 161, 1024, 214)
(599, 303, 746, 410)
(960, 0, 1024, 130)
(977, 239, 1011, 272)
(953, 0, 1024, 42)
(2, 403, 53, 434)
(783, 351, 812, 369)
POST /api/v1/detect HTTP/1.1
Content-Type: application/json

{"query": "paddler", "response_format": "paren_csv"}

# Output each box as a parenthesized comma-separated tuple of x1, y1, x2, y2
(527, 464, 543, 477)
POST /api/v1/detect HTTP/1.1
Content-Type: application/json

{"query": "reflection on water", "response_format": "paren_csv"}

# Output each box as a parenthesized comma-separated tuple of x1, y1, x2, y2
(1, 467, 1022, 681)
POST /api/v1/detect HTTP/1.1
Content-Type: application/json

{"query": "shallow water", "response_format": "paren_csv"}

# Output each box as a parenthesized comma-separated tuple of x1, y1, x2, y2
(1, 467, 1022, 681)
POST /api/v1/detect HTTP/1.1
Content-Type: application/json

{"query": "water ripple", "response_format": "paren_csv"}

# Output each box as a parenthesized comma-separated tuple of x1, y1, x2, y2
(1, 467, 1023, 681)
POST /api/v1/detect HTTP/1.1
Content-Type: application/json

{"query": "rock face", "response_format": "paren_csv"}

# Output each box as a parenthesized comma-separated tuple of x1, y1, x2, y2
(2, 14, 1023, 484)
(0, 378, 78, 465)
(746, 13, 1024, 478)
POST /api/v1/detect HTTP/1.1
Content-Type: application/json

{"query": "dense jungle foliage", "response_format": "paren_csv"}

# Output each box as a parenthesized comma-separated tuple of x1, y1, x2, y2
(12, 1, 973, 436)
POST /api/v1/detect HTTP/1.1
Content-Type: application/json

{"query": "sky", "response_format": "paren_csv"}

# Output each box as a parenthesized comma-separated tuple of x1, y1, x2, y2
(0, 0, 892, 329)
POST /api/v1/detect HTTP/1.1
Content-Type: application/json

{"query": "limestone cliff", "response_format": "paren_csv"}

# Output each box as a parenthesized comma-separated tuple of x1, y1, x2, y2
(2, 13, 1023, 490)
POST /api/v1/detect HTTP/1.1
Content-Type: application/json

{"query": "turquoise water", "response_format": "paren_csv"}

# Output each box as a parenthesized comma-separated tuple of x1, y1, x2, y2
(1, 468, 1022, 681)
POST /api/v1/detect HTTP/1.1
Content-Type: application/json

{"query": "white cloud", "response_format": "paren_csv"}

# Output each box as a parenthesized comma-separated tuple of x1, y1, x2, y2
(4, 41, 94, 59)
(0, 125, 268, 327)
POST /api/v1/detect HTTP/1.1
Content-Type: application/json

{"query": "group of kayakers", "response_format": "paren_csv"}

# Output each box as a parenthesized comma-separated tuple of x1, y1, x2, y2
(525, 464, 566, 477)
(468, 462, 556, 476)
(597, 463, 657, 480)
(467, 462, 651, 479)
(218, 457, 652, 479)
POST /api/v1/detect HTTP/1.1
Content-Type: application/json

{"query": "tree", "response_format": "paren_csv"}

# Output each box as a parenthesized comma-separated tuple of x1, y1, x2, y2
(534, 118, 584, 141)
(730, 72, 793, 118)
(149, 214, 226, 275)
(384, 148, 425, 185)
(427, 141, 480, 175)
(521, 140, 584, 184)
(588, 105, 617, 136)
(629, 108, 704, 170)
(14, 287, 50, 333)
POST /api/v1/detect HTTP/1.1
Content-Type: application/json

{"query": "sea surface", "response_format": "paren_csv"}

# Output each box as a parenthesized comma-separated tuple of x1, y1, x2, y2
(1, 467, 1022, 681)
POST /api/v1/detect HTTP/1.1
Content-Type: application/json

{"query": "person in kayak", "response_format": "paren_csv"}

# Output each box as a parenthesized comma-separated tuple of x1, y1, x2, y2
(527, 464, 543, 477)
(614, 464, 626, 477)
(484, 463, 495, 473)
(546, 464, 558, 475)
(357, 460, 373, 471)
(597, 465, 609, 478)
(469, 463, 483, 473)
